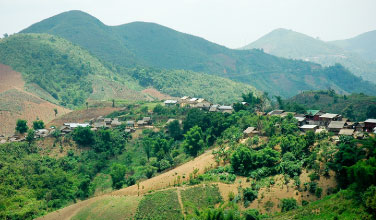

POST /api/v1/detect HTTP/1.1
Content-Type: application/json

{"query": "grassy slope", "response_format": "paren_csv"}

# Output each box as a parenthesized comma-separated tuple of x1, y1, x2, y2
(242, 28, 376, 83)
(268, 190, 372, 220)
(286, 91, 376, 121)
(0, 33, 145, 108)
(21, 10, 376, 97)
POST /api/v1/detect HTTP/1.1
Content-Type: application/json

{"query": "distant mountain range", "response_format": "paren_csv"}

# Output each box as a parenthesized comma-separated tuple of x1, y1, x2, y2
(241, 28, 376, 83)
(19, 10, 376, 98)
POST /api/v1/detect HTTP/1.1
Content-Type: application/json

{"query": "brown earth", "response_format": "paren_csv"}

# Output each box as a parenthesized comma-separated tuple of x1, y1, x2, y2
(141, 88, 175, 100)
(0, 64, 71, 136)
(47, 107, 121, 128)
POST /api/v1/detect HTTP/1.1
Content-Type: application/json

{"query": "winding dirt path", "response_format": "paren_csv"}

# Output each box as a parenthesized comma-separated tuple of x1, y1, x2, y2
(35, 148, 218, 220)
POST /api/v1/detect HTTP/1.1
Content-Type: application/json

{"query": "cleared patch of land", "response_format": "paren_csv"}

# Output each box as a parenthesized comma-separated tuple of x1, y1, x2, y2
(0, 63, 70, 136)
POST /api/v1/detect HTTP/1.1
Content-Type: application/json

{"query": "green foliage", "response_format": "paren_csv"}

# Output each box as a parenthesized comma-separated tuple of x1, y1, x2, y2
(15, 119, 28, 134)
(346, 157, 376, 190)
(181, 185, 223, 214)
(134, 189, 183, 220)
(280, 198, 298, 212)
(26, 129, 35, 148)
(183, 126, 206, 156)
(110, 164, 126, 189)
(32, 120, 45, 130)
(167, 120, 182, 140)
(72, 126, 95, 146)
(286, 91, 376, 121)
(243, 187, 258, 204)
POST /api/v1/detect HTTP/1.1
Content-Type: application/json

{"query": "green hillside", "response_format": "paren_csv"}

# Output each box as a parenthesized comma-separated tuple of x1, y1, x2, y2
(0, 33, 256, 106)
(241, 28, 376, 83)
(285, 90, 376, 121)
(21, 10, 376, 97)
(0, 33, 144, 108)
(330, 30, 376, 62)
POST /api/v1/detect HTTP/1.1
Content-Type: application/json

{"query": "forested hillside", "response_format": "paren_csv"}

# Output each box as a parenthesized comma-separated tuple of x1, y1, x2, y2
(21, 10, 376, 97)
(241, 28, 376, 83)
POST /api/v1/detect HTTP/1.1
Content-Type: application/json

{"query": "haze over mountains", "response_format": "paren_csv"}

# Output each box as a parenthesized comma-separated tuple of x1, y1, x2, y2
(242, 28, 376, 83)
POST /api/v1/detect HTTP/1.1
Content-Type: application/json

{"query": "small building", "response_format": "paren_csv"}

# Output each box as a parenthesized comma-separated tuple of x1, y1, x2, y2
(268, 110, 284, 116)
(243, 127, 258, 138)
(60, 125, 72, 134)
(364, 119, 376, 132)
(319, 113, 342, 126)
(209, 104, 219, 112)
(280, 112, 296, 118)
(111, 118, 122, 127)
(338, 129, 354, 136)
(93, 121, 107, 129)
(35, 129, 49, 138)
(315, 128, 327, 134)
(179, 96, 191, 107)
(354, 122, 365, 132)
(194, 102, 211, 111)
(328, 121, 346, 134)
(300, 124, 318, 132)
(137, 120, 146, 127)
(143, 117, 152, 125)
(294, 117, 306, 126)
(305, 110, 324, 121)
(218, 105, 233, 114)
(126, 121, 135, 128)
(104, 118, 112, 126)
(164, 100, 178, 106)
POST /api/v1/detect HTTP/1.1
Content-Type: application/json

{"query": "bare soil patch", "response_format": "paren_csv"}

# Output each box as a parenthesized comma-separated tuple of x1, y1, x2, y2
(0, 64, 70, 136)
(141, 88, 175, 100)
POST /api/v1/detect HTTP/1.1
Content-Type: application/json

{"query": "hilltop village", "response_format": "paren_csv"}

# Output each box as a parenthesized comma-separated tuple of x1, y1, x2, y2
(1, 95, 375, 144)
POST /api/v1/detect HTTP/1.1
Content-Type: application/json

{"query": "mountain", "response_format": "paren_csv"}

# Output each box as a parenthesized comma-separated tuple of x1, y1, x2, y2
(241, 28, 376, 83)
(0, 33, 255, 106)
(21, 10, 376, 97)
(330, 30, 376, 62)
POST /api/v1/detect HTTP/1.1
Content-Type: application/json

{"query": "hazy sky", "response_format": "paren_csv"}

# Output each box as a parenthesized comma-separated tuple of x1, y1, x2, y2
(0, 0, 375, 48)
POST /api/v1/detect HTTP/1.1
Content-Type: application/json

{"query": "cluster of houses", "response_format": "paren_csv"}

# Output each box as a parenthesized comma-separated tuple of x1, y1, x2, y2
(164, 96, 234, 114)
(241, 110, 376, 140)
(269, 109, 376, 138)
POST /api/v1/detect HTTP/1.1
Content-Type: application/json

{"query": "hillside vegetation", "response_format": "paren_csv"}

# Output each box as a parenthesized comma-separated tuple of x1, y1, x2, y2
(21, 10, 376, 97)
(0, 33, 257, 106)
(285, 90, 376, 121)
(242, 28, 376, 83)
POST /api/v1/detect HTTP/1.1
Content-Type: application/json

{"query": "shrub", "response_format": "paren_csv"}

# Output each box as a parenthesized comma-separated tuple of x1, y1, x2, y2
(243, 187, 258, 204)
(32, 120, 45, 130)
(15, 119, 28, 134)
(280, 198, 298, 212)
(315, 187, 323, 198)
(72, 126, 95, 146)
(243, 209, 260, 220)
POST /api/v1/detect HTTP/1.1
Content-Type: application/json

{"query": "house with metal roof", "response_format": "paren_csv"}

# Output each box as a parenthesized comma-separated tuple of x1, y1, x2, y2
(328, 121, 346, 134)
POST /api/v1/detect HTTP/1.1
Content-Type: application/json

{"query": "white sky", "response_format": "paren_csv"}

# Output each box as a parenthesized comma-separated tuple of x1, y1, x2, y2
(0, 0, 375, 48)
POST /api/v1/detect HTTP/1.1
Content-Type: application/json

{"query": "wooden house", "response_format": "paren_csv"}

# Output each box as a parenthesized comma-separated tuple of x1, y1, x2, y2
(364, 119, 376, 132)
(300, 124, 318, 132)
(328, 121, 346, 134)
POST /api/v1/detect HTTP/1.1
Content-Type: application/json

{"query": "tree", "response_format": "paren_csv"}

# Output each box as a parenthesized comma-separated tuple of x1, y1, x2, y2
(366, 105, 376, 118)
(243, 187, 258, 204)
(182, 125, 206, 156)
(72, 126, 95, 146)
(142, 137, 153, 161)
(54, 108, 58, 117)
(3, 33, 8, 38)
(110, 163, 126, 189)
(15, 119, 28, 134)
(26, 129, 35, 147)
(112, 99, 115, 107)
(32, 120, 45, 130)
(280, 198, 298, 212)
(167, 120, 182, 140)
(86, 102, 89, 110)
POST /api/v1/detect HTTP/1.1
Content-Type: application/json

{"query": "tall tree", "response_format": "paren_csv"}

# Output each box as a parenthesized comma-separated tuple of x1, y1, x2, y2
(182, 125, 206, 156)
(15, 119, 28, 134)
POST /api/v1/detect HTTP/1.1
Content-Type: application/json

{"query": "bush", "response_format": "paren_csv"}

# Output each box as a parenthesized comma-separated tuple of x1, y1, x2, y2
(32, 120, 45, 130)
(15, 119, 28, 134)
(72, 126, 95, 146)
(280, 198, 298, 212)
(315, 186, 323, 198)
(110, 163, 126, 189)
(243, 209, 260, 220)
(243, 187, 258, 204)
